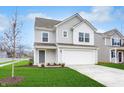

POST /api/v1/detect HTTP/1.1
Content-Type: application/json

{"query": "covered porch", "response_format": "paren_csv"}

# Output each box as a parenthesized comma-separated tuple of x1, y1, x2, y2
(110, 47, 124, 63)
(34, 43, 58, 66)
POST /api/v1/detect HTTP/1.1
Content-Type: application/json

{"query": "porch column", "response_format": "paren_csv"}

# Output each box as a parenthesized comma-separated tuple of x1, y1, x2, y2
(56, 47, 59, 63)
(34, 48, 38, 65)
(115, 48, 117, 63)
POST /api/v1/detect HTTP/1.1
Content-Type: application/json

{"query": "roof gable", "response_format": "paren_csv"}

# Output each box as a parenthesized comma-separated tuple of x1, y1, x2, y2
(104, 29, 124, 38)
(55, 13, 97, 32)
(72, 20, 97, 32)
(55, 13, 84, 27)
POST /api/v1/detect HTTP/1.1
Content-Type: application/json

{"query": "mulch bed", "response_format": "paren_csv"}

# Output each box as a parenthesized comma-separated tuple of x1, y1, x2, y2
(0, 76, 24, 86)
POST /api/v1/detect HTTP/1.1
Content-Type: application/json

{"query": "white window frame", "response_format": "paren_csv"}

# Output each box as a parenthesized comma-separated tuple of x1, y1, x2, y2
(111, 50, 115, 58)
(79, 32, 84, 42)
(111, 37, 121, 46)
(85, 33, 90, 42)
(78, 32, 90, 43)
(41, 32, 49, 42)
(63, 31, 68, 38)
(118, 51, 123, 63)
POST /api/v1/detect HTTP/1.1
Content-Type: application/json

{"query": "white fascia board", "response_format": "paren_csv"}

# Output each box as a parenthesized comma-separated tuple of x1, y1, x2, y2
(55, 13, 84, 27)
(35, 27, 54, 31)
(72, 20, 97, 32)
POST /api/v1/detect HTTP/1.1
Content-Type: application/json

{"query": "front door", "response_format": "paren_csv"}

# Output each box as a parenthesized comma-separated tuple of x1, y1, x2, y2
(118, 52, 122, 62)
(39, 50, 45, 64)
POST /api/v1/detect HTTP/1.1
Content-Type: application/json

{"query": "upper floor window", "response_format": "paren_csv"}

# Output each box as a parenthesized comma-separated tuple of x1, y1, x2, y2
(85, 33, 90, 42)
(112, 38, 121, 46)
(79, 32, 84, 42)
(42, 32, 48, 42)
(63, 31, 68, 38)
(79, 32, 90, 42)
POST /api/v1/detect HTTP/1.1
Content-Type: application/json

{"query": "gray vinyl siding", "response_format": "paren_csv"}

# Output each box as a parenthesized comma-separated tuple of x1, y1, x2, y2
(35, 29, 56, 43)
(95, 33, 110, 62)
(56, 17, 81, 44)
(45, 49, 56, 64)
(105, 38, 110, 46)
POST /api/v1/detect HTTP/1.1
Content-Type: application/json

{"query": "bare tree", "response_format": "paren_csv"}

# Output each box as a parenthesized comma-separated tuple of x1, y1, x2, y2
(16, 44, 33, 58)
(1, 8, 23, 58)
(17, 44, 25, 58)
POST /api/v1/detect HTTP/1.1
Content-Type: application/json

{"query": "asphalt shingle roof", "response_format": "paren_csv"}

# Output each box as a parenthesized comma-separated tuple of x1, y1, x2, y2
(35, 17, 61, 28)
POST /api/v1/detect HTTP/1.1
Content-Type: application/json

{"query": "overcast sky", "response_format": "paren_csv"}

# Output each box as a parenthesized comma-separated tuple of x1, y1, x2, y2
(0, 6, 124, 48)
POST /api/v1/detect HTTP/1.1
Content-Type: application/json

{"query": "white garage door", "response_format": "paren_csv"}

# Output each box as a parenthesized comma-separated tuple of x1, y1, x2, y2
(62, 49, 97, 65)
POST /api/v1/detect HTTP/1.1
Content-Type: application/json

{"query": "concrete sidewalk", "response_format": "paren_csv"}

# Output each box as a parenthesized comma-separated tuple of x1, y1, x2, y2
(68, 65, 124, 87)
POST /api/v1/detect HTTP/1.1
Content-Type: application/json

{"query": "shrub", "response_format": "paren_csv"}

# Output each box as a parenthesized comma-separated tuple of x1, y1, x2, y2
(41, 64, 45, 67)
(53, 63, 57, 65)
(29, 61, 33, 66)
(47, 63, 50, 66)
(61, 63, 65, 67)
(29, 58, 33, 66)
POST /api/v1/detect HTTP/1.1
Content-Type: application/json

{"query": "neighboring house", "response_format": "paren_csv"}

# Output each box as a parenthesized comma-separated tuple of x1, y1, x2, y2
(0, 50, 8, 58)
(34, 13, 98, 66)
(95, 29, 124, 63)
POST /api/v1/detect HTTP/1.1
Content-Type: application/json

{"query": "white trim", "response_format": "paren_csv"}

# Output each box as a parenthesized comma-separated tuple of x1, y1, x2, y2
(38, 49, 46, 65)
(35, 27, 53, 31)
(118, 51, 123, 63)
(41, 32, 49, 43)
(72, 21, 97, 32)
(62, 30, 68, 38)
(33, 48, 36, 65)
(35, 46, 57, 49)
(78, 32, 90, 43)
(72, 21, 83, 29)
(85, 33, 90, 43)
(58, 45, 97, 49)
(111, 36, 121, 46)
(78, 32, 84, 42)
(45, 50, 46, 65)
(55, 13, 83, 27)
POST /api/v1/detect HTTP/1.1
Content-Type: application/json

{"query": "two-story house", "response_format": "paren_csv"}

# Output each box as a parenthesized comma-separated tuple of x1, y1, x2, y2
(95, 29, 124, 63)
(34, 13, 98, 66)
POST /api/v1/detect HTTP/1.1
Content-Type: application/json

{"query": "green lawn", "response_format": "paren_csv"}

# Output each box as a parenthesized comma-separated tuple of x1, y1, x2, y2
(0, 60, 104, 87)
(98, 62, 124, 70)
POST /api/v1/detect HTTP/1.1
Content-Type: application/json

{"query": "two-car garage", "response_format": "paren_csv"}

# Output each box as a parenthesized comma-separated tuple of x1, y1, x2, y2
(61, 49, 97, 65)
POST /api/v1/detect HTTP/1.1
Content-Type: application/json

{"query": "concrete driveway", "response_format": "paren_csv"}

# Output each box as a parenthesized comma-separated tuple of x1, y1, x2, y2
(68, 65, 124, 87)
